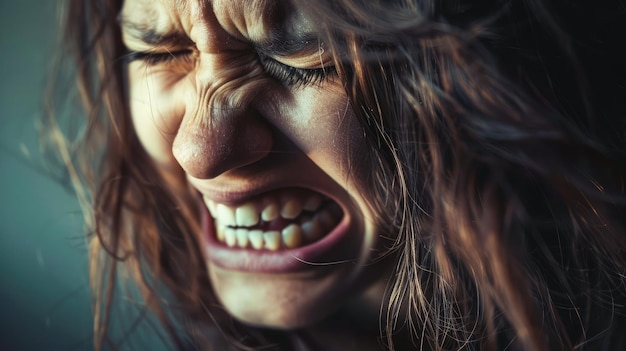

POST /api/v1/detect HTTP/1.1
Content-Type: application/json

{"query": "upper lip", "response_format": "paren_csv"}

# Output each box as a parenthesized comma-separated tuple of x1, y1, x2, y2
(187, 174, 342, 206)
(187, 176, 275, 204)
(184, 151, 349, 208)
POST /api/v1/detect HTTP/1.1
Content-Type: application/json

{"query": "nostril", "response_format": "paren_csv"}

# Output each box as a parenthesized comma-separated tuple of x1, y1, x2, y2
(172, 116, 273, 179)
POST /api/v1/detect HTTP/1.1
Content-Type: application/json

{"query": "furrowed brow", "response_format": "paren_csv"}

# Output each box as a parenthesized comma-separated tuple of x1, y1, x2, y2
(118, 16, 193, 48)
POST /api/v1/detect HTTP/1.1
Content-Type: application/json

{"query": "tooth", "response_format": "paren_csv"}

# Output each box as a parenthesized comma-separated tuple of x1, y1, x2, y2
(303, 195, 322, 211)
(301, 219, 323, 241)
(205, 199, 217, 215)
(263, 231, 281, 251)
(225, 228, 237, 247)
(316, 209, 336, 230)
(281, 198, 303, 219)
(216, 225, 226, 242)
(282, 224, 303, 249)
(261, 203, 279, 222)
(236, 203, 259, 227)
(236, 229, 249, 248)
(216, 204, 236, 226)
(249, 230, 264, 250)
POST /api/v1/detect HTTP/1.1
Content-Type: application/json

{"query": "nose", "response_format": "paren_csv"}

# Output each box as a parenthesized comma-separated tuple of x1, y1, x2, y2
(172, 66, 274, 179)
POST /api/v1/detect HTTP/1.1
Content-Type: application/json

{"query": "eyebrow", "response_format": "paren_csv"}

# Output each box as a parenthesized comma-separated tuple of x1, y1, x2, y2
(118, 16, 194, 48)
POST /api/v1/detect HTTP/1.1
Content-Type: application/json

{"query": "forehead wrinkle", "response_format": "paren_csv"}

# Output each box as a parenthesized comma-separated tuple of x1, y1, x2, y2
(119, 1, 156, 34)
(211, 0, 287, 42)
(122, 0, 317, 56)
(186, 0, 234, 53)
(121, 0, 191, 45)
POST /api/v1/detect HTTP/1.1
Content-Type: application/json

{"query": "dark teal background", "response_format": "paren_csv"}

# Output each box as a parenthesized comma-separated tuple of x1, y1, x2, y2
(0, 1, 93, 349)
(0, 2, 173, 350)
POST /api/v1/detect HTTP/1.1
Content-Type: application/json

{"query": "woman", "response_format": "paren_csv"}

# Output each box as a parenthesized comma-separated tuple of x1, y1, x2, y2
(46, 0, 626, 349)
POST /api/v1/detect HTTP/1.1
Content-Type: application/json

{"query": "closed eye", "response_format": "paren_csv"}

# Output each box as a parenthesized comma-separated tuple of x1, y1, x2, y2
(124, 49, 194, 65)
(258, 54, 337, 88)
(123, 49, 337, 88)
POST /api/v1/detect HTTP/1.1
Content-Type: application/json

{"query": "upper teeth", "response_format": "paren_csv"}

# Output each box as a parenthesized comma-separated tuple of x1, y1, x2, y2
(261, 203, 279, 221)
(235, 204, 258, 227)
(205, 193, 323, 228)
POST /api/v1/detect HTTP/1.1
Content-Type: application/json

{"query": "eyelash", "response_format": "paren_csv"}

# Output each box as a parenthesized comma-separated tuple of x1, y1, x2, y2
(258, 55, 336, 88)
(125, 50, 193, 65)
(124, 49, 336, 88)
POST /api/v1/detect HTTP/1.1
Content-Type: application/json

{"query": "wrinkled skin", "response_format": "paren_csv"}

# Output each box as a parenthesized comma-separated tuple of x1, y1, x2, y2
(121, 0, 389, 333)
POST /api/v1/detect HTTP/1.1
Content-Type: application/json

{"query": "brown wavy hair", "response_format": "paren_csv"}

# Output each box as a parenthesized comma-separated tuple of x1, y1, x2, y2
(45, 0, 626, 350)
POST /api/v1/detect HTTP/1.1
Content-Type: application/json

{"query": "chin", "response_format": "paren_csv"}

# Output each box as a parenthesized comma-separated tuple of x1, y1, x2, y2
(208, 265, 353, 329)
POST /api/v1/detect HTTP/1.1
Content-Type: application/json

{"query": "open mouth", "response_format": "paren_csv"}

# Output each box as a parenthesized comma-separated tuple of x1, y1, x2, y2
(203, 188, 344, 251)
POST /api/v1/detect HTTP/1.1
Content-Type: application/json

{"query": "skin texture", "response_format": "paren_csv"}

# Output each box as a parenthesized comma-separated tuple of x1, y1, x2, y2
(121, 0, 388, 329)
(51, 0, 626, 347)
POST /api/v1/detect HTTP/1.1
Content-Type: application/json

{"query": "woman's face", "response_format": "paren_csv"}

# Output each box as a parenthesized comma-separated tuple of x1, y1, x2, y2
(121, 0, 386, 328)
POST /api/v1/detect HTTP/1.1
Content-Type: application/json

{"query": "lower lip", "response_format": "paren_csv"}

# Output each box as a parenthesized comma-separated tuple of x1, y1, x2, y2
(201, 203, 358, 273)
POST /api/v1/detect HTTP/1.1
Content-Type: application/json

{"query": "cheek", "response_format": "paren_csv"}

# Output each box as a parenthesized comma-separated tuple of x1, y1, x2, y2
(274, 85, 365, 184)
(278, 86, 379, 244)
(128, 70, 187, 167)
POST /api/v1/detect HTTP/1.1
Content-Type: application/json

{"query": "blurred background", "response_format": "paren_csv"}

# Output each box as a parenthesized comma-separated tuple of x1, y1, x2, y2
(0, 1, 93, 349)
